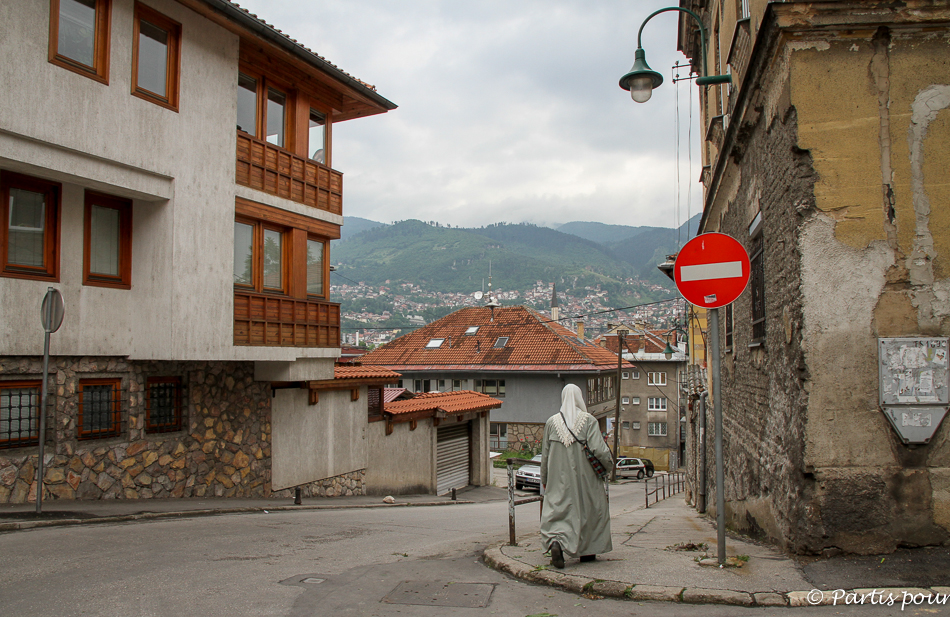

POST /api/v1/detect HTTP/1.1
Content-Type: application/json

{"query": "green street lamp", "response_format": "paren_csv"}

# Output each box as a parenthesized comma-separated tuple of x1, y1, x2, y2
(662, 326, 689, 360)
(619, 6, 731, 103)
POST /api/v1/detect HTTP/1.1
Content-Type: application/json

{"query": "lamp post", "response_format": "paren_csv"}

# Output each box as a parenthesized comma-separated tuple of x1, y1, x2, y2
(619, 6, 731, 103)
(662, 326, 689, 360)
(620, 11, 732, 563)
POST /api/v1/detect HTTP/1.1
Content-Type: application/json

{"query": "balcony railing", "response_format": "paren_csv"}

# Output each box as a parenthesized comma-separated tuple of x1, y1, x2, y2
(234, 291, 340, 348)
(236, 132, 343, 215)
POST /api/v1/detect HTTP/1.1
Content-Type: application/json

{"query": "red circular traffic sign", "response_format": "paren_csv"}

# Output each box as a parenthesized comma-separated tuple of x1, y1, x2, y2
(674, 233, 750, 309)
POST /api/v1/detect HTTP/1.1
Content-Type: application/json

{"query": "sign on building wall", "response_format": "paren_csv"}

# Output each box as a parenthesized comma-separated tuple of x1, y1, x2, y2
(878, 337, 949, 444)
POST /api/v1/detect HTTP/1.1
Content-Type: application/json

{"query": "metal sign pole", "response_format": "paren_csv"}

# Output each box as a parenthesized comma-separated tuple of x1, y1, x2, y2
(708, 308, 726, 564)
(36, 289, 53, 514)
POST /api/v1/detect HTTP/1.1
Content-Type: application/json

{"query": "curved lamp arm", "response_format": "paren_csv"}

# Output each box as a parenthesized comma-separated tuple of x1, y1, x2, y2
(620, 6, 731, 103)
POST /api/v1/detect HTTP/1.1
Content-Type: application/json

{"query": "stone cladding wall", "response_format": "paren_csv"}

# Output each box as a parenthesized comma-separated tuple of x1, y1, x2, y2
(507, 423, 544, 453)
(0, 357, 363, 503)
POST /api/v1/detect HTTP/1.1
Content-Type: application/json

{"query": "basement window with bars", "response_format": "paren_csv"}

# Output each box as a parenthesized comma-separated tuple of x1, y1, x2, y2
(145, 377, 184, 434)
(0, 381, 41, 449)
(78, 378, 124, 440)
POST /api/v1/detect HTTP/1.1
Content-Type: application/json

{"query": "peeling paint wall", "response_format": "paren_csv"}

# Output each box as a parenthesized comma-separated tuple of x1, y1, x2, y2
(694, 1, 950, 554)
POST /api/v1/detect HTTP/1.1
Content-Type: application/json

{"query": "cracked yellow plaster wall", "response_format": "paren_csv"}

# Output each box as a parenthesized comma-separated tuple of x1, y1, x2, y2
(790, 39, 887, 248)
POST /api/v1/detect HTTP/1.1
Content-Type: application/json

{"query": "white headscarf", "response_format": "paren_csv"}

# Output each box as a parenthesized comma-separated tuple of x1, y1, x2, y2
(552, 384, 588, 447)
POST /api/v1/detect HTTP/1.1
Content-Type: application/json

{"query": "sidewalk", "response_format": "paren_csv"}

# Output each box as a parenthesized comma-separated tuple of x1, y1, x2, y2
(0, 486, 503, 533)
(484, 495, 950, 608)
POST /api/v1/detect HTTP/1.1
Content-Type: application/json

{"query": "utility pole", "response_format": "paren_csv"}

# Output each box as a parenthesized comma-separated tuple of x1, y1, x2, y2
(610, 325, 629, 481)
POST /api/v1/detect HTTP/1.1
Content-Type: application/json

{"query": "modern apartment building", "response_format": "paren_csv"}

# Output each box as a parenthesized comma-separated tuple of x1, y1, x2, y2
(0, 0, 396, 503)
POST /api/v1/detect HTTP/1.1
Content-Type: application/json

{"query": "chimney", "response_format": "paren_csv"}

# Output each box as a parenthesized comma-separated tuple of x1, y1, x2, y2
(576, 321, 584, 339)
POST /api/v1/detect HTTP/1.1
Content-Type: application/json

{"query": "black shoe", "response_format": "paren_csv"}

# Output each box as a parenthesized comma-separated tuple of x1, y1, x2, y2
(550, 541, 565, 569)
(580, 555, 596, 562)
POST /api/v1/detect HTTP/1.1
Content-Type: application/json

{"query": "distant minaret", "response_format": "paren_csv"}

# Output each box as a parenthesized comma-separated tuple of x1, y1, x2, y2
(551, 283, 560, 322)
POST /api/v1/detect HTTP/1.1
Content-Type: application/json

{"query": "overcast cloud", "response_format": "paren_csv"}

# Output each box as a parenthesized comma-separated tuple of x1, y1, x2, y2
(236, 0, 704, 230)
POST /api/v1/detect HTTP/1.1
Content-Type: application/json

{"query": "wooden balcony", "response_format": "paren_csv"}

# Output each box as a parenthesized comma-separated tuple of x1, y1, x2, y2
(234, 291, 340, 348)
(235, 132, 343, 215)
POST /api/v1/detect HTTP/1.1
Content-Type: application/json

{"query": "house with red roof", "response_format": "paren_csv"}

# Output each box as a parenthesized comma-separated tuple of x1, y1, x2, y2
(359, 306, 634, 451)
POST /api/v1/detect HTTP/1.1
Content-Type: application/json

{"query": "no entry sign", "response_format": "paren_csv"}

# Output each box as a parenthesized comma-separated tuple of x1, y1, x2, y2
(674, 233, 750, 309)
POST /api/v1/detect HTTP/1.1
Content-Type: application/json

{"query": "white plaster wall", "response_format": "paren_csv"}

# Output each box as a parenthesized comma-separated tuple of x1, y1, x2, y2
(271, 388, 367, 490)
(0, 0, 337, 363)
(365, 419, 436, 495)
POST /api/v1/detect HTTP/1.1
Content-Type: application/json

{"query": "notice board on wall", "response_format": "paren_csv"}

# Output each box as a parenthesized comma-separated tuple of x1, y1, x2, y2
(878, 337, 949, 406)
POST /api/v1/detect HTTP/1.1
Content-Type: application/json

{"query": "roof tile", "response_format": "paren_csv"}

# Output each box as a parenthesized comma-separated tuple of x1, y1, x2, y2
(361, 306, 632, 371)
(385, 391, 503, 416)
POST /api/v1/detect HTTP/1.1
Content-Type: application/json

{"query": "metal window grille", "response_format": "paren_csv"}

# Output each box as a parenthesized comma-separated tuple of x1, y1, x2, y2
(740, 0, 751, 19)
(146, 377, 184, 434)
(0, 382, 41, 449)
(750, 234, 766, 342)
(78, 379, 124, 440)
(648, 422, 668, 437)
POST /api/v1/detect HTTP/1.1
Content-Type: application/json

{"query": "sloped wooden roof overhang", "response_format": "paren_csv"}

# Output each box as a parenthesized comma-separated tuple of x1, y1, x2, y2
(179, 0, 397, 121)
(383, 391, 503, 425)
(302, 365, 401, 405)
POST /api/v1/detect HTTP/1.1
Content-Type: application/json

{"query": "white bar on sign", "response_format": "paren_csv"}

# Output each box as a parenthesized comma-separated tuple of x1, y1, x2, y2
(680, 261, 743, 282)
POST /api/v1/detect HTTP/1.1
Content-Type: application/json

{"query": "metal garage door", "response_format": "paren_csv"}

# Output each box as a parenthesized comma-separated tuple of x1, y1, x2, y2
(436, 422, 470, 495)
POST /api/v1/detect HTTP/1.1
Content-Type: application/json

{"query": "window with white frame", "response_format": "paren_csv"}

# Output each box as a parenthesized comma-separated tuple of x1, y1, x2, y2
(631, 369, 640, 379)
(622, 371, 629, 380)
(632, 421, 641, 430)
(648, 397, 667, 411)
(648, 422, 668, 436)
(632, 396, 641, 405)
(647, 372, 666, 386)
(622, 396, 630, 405)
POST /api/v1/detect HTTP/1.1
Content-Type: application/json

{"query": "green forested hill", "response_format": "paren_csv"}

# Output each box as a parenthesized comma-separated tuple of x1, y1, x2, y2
(331, 220, 677, 303)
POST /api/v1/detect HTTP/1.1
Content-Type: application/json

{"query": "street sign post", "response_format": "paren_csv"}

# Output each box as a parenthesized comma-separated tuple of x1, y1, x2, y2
(673, 233, 750, 565)
(674, 232, 750, 309)
(37, 287, 65, 514)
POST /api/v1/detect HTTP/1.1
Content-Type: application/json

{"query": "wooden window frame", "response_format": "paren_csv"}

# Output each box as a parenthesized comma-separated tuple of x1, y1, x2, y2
(236, 65, 294, 151)
(237, 61, 334, 165)
(83, 191, 132, 289)
(145, 376, 182, 433)
(305, 235, 328, 299)
(234, 217, 288, 295)
(48, 0, 111, 84)
(77, 378, 121, 440)
(0, 171, 61, 282)
(0, 380, 42, 450)
(131, 2, 181, 111)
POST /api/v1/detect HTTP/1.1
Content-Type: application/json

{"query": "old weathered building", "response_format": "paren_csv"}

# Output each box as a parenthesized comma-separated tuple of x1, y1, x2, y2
(677, 0, 950, 554)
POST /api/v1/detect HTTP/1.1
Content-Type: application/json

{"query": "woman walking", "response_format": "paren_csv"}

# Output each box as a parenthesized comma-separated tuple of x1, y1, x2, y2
(540, 383, 613, 568)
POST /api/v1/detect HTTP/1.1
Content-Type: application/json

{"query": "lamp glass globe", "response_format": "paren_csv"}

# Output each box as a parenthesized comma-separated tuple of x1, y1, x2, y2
(630, 76, 654, 103)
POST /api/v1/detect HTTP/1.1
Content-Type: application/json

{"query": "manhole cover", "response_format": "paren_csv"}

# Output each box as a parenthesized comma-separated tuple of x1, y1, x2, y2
(382, 581, 495, 608)
(279, 574, 328, 587)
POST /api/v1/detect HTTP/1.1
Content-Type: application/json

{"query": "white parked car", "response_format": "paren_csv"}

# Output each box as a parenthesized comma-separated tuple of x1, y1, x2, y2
(514, 454, 543, 491)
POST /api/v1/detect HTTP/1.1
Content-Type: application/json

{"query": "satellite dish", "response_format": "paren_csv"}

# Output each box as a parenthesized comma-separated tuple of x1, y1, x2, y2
(473, 291, 484, 300)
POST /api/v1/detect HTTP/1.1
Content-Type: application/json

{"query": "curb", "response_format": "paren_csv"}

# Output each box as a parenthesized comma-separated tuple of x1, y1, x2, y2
(483, 545, 950, 608)
(0, 499, 475, 533)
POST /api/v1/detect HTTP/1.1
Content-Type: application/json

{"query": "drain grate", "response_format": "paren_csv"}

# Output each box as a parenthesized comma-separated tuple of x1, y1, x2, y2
(279, 574, 328, 587)
(382, 581, 495, 608)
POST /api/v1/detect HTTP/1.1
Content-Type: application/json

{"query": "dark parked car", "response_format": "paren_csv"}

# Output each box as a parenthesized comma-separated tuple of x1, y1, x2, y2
(641, 458, 655, 477)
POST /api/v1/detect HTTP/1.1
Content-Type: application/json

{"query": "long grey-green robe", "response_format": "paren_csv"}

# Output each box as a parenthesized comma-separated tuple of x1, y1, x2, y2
(539, 411, 613, 558)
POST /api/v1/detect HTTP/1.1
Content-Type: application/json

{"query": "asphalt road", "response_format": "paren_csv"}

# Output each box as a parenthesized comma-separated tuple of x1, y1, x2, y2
(0, 480, 938, 617)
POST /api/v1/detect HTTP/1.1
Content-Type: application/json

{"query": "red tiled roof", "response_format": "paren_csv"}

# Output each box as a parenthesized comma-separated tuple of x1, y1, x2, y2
(360, 306, 633, 371)
(334, 365, 401, 380)
(385, 391, 503, 416)
(599, 331, 670, 354)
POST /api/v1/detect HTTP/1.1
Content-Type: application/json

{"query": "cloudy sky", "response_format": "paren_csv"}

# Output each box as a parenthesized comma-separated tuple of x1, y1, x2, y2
(237, 0, 704, 231)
